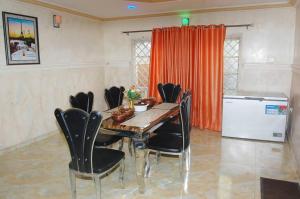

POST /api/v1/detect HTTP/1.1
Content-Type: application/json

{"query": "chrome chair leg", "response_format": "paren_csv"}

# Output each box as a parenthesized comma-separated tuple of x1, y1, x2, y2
(182, 171, 189, 194)
(185, 146, 191, 171)
(119, 158, 125, 188)
(118, 138, 124, 151)
(128, 138, 133, 156)
(145, 150, 151, 178)
(179, 153, 184, 177)
(156, 152, 161, 164)
(94, 176, 101, 199)
(69, 169, 76, 199)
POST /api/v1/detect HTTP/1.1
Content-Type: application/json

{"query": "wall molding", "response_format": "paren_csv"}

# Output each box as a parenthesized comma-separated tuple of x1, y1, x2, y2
(18, 0, 295, 22)
(104, 1, 293, 21)
(242, 63, 293, 71)
(104, 60, 131, 68)
(18, 0, 103, 21)
(292, 64, 300, 74)
(0, 62, 106, 73)
(0, 130, 58, 155)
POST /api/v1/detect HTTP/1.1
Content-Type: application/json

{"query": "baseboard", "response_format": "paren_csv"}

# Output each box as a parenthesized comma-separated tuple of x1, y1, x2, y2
(0, 130, 59, 155)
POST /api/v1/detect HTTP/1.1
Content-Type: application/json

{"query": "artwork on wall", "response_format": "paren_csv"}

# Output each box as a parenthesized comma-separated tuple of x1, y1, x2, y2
(2, 12, 40, 65)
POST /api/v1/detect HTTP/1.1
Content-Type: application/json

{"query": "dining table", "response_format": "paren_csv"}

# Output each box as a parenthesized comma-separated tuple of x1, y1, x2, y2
(100, 102, 179, 193)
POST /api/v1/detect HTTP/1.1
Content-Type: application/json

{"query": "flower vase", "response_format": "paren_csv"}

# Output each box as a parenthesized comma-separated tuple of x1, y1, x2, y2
(128, 100, 135, 110)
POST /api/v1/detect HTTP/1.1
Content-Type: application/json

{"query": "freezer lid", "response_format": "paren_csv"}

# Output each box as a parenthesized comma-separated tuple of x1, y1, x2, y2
(223, 91, 288, 101)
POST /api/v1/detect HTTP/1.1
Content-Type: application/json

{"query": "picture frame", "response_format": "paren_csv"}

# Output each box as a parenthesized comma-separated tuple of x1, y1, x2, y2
(2, 12, 40, 65)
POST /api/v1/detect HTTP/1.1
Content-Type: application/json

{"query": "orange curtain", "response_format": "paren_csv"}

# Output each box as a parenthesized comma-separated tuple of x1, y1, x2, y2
(149, 25, 226, 131)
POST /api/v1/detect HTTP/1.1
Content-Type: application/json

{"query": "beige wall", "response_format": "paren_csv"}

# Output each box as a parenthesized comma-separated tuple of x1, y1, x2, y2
(0, 1, 297, 151)
(290, 1, 300, 175)
(103, 7, 295, 96)
(0, 0, 106, 150)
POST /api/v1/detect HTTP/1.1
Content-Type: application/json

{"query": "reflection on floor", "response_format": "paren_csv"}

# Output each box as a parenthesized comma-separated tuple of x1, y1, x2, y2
(0, 128, 298, 199)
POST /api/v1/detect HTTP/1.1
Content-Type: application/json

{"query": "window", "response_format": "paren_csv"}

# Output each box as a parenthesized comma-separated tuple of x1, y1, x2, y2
(133, 40, 151, 88)
(133, 38, 240, 94)
(224, 38, 240, 94)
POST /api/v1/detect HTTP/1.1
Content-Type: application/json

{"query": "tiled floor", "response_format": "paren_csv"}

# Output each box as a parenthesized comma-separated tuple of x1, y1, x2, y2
(0, 128, 298, 199)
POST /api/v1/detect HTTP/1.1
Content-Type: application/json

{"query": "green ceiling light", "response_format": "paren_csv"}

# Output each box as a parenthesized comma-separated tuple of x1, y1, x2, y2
(181, 17, 190, 26)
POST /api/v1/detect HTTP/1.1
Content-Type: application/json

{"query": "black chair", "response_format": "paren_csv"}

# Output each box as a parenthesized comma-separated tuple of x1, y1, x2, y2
(69, 92, 123, 149)
(155, 90, 192, 136)
(105, 86, 125, 109)
(104, 86, 135, 155)
(70, 92, 94, 113)
(157, 83, 182, 134)
(157, 83, 181, 103)
(181, 90, 191, 100)
(145, 93, 192, 175)
(54, 108, 125, 199)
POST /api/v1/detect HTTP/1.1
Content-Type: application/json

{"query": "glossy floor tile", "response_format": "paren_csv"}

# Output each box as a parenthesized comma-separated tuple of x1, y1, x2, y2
(0, 129, 298, 199)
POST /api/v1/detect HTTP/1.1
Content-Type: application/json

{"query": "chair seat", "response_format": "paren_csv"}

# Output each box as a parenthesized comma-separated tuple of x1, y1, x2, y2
(94, 134, 122, 147)
(155, 122, 182, 135)
(69, 148, 125, 174)
(147, 134, 183, 153)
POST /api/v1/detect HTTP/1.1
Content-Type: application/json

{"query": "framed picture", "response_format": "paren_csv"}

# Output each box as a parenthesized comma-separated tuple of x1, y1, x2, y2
(2, 12, 40, 65)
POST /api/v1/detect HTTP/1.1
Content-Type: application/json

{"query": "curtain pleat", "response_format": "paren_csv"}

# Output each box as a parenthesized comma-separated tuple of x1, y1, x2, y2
(149, 25, 226, 131)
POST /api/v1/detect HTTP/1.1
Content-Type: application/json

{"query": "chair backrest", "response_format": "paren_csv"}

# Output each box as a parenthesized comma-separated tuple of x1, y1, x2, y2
(104, 86, 125, 109)
(180, 92, 192, 150)
(157, 83, 181, 103)
(69, 92, 94, 113)
(55, 108, 102, 173)
(181, 90, 191, 102)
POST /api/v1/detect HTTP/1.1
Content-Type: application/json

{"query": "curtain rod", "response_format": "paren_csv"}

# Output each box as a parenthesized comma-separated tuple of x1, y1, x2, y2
(122, 24, 253, 34)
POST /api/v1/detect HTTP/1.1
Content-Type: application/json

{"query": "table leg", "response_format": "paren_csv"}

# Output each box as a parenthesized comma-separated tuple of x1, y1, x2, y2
(132, 137, 147, 194)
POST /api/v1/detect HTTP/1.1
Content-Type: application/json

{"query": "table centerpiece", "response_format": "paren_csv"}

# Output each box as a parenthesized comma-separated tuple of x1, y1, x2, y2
(126, 85, 142, 110)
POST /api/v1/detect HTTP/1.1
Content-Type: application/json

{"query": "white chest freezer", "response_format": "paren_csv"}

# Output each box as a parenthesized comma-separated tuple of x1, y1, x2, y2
(222, 91, 288, 142)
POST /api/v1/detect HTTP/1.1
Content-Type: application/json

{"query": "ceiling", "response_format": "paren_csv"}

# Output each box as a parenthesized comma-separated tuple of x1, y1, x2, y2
(28, 0, 291, 20)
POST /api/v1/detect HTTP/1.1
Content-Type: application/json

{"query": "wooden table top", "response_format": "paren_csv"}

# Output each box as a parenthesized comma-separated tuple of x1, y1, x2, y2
(101, 103, 179, 134)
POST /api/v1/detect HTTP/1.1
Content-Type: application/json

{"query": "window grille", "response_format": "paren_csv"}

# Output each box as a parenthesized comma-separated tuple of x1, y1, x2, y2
(134, 40, 151, 88)
(224, 39, 240, 94)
